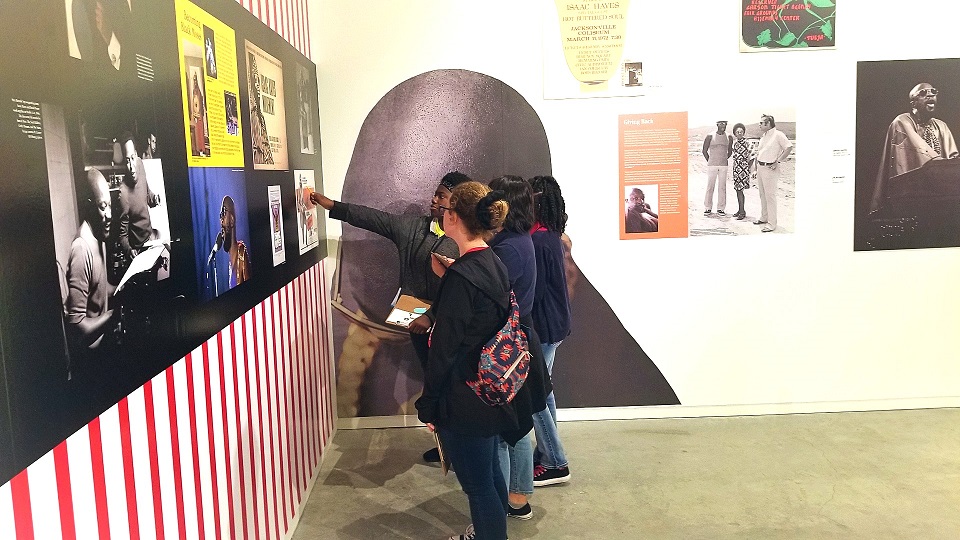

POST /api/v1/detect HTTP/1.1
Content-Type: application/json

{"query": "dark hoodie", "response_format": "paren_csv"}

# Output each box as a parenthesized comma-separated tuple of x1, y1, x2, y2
(415, 247, 533, 443)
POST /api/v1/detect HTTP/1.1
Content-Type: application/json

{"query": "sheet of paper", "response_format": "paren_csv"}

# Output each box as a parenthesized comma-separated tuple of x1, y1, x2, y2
(116, 243, 169, 293)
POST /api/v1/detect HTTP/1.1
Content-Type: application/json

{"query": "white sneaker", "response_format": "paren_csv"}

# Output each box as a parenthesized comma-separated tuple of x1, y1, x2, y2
(447, 523, 476, 540)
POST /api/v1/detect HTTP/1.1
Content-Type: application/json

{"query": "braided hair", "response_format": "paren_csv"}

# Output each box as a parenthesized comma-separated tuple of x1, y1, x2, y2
(528, 175, 567, 233)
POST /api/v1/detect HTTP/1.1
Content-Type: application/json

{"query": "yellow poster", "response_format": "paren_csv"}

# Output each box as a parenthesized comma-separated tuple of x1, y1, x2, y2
(175, 0, 244, 167)
(543, 0, 645, 99)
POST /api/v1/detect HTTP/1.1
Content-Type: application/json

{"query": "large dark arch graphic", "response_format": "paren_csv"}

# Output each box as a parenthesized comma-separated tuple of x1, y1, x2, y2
(331, 69, 678, 417)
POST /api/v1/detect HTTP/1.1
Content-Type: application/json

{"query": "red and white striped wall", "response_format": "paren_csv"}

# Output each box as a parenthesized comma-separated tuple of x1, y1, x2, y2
(1, 6, 326, 539)
(235, 0, 312, 59)
(0, 263, 334, 540)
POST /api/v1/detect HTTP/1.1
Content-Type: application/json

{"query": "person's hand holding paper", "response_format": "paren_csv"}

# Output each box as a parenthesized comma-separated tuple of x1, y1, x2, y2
(431, 252, 454, 277)
(408, 314, 431, 334)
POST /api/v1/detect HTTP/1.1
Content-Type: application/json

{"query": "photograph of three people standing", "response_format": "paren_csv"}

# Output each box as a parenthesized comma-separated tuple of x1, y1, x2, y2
(685, 111, 796, 237)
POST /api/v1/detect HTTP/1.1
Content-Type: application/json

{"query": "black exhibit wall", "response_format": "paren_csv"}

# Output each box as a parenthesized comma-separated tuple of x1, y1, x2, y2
(0, 0, 325, 484)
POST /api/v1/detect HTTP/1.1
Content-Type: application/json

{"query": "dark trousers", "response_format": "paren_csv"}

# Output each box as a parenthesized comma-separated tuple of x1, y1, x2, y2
(438, 427, 509, 540)
(410, 331, 430, 372)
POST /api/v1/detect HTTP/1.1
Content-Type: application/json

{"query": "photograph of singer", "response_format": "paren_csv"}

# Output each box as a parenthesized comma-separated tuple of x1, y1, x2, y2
(189, 167, 251, 301)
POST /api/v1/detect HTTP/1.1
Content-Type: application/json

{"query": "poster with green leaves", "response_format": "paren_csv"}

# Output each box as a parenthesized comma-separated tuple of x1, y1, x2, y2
(740, 0, 836, 52)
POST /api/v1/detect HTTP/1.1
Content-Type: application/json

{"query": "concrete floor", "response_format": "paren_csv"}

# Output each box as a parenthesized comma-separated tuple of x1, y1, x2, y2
(292, 408, 960, 539)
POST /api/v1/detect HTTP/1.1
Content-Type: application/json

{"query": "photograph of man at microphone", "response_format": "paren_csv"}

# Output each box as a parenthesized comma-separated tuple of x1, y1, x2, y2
(190, 168, 251, 301)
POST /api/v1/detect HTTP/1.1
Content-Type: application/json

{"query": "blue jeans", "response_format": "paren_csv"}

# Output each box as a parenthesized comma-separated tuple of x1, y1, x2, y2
(497, 432, 533, 496)
(438, 427, 508, 539)
(532, 341, 568, 469)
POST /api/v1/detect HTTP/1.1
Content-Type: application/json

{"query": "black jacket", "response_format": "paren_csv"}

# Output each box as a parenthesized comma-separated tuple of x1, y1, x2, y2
(330, 200, 459, 302)
(415, 247, 534, 442)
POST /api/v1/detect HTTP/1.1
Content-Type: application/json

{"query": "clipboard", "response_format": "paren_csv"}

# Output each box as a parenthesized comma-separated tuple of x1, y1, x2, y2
(433, 431, 449, 475)
(385, 293, 432, 328)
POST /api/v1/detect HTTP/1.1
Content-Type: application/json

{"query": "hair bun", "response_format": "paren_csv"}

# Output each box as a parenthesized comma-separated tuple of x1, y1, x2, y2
(485, 190, 506, 203)
(477, 190, 508, 230)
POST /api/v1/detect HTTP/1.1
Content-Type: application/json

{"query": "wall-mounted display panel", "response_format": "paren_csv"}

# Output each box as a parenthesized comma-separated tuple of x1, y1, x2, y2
(0, 0, 325, 484)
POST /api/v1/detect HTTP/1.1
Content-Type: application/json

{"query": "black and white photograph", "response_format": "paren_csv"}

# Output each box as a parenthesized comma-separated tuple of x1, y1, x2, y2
(203, 24, 218, 79)
(687, 108, 796, 236)
(855, 58, 960, 251)
(44, 104, 172, 382)
(622, 61, 643, 87)
(297, 62, 317, 154)
(66, 0, 133, 73)
(624, 184, 659, 233)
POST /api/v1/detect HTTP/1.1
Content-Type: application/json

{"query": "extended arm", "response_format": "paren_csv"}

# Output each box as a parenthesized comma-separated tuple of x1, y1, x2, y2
(309, 191, 334, 210)
(311, 191, 407, 243)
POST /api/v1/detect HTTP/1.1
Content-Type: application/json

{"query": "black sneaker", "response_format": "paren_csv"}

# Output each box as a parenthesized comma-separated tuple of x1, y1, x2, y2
(507, 503, 532, 520)
(703, 209, 712, 216)
(423, 447, 441, 463)
(717, 210, 726, 216)
(533, 465, 571, 487)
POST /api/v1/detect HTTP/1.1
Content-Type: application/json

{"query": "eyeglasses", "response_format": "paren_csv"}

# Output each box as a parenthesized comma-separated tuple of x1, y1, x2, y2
(437, 205, 451, 213)
(917, 87, 938, 97)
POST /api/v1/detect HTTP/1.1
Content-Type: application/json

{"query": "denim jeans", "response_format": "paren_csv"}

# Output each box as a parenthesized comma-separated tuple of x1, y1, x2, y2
(497, 432, 533, 496)
(532, 341, 568, 469)
(438, 427, 508, 539)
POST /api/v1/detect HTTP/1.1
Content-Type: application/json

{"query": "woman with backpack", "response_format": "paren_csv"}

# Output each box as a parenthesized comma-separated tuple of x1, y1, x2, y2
(415, 181, 518, 540)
